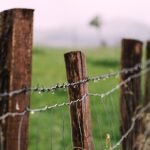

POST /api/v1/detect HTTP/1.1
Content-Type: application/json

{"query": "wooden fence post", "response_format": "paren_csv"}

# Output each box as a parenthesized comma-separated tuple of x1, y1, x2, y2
(120, 39, 143, 150)
(64, 51, 94, 150)
(144, 41, 150, 108)
(0, 9, 33, 150)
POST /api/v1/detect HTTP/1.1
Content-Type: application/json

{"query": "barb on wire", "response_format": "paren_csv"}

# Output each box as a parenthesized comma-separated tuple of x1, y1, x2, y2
(109, 102, 150, 150)
(0, 99, 149, 150)
(0, 111, 26, 121)
(0, 66, 150, 121)
(0, 94, 88, 121)
(89, 67, 150, 99)
(0, 59, 150, 98)
(26, 93, 87, 113)
(0, 66, 148, 150)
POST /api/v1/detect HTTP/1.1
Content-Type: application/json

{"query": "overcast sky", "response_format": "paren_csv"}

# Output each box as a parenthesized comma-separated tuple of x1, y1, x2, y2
(1, 0, 150, 30)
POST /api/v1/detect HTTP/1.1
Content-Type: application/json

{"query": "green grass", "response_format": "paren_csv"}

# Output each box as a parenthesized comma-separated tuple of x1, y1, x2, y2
(29, 47, 121, 150)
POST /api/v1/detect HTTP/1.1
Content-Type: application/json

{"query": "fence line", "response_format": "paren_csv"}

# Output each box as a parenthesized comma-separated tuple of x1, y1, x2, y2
(0, 59, 150, 98)
(89, 67, 150, 98)
(0, 66, 149, 122)
(0, 8, 150, 150)
(0, 49, 149, 149)
(1, 102, 149, 150)
(0, 66, 149, 150)
(1, 97, 150, 150)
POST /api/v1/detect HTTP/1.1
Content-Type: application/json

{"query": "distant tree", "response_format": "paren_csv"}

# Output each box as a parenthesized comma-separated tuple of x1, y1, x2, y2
(89, 16, 104, 47)
(89, 16, 102, 29)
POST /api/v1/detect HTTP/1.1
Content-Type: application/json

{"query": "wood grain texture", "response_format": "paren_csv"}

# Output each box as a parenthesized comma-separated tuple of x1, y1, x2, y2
(120, 39, 143, 150)
(144, 41, 150, 108)
(133, 111, 150, 150)
(0, 9, 33, 150)
(64, 51, 94, 150)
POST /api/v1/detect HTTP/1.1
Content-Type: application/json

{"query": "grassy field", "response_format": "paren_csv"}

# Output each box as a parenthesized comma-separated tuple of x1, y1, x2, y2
(29, 47, 121, 150)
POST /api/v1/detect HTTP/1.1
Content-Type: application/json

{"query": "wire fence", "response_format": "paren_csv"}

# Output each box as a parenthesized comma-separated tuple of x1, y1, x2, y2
(0, 8, 150, 150)
(0, 58, 149, 98)
(0, 60, 150, 150)
(0, 64, 149, 118)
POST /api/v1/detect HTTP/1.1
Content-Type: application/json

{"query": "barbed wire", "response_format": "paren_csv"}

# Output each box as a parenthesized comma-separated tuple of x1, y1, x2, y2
(109, 102, 150, 150)
(0, 65, 150, 150)
(0, 59, 150, 98)
(0, 111, 26, 121)
(89, 67, 150, 99)
(1, 100, 149, 150)
(0, 94, 87, 121)
(0, 66, 149, 122)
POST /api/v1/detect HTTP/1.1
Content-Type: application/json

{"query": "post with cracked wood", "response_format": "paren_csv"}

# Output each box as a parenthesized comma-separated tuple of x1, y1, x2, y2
(0, 8, 33, 150)
(120, 39, 143, 150)
(64, 51, 94, 150)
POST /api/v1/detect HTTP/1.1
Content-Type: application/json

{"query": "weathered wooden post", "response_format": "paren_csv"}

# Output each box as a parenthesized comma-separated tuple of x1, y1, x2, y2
(120, 39, 143, 150)
(64, 51, 94, 150)
(144, 41, 150, 108)
(0, 9, 33, 150)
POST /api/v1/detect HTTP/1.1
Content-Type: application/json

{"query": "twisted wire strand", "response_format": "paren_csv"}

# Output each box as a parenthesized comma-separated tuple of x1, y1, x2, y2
(89, 67, 150, 99)
(0, 59, 150, 98)
(0, 66, 149, 121)
(0, 94, 87, 120)
(0, 66, 149, 150)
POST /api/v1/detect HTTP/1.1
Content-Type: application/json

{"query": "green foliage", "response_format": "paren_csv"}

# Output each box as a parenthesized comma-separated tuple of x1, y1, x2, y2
(29, 47, 121, 150)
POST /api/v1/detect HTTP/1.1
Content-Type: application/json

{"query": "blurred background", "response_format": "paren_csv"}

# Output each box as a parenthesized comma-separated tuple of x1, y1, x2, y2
(1, 0, 150, 48)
